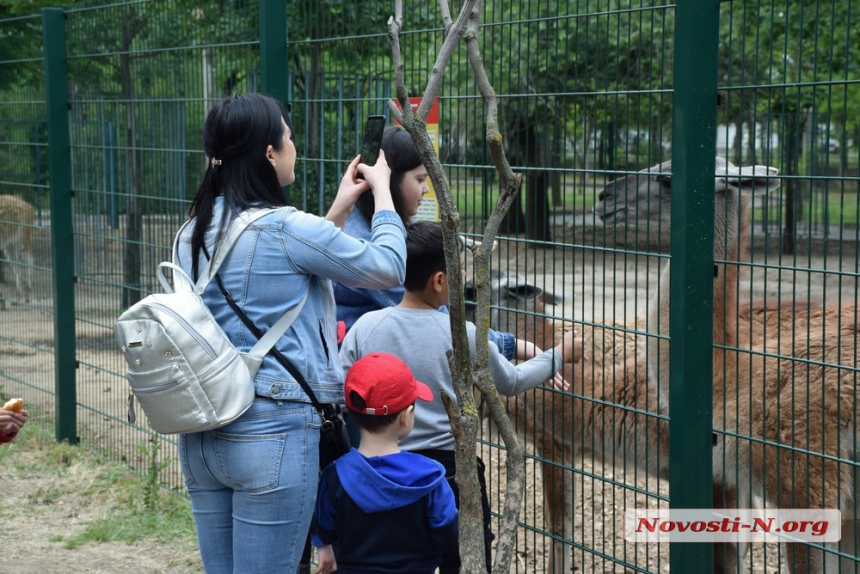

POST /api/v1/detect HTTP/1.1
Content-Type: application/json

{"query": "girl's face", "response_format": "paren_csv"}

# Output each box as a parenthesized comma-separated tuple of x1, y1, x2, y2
(398, 164, 430, 217)
(269, 118, 296, 186)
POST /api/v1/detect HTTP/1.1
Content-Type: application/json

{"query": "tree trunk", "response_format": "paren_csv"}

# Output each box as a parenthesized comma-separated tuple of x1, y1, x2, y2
(121, 19, 143, 308)
(526, 170, 551, 241)
(500, 183, 526, 233)
(502, 117, 551, 240)
(782, 112, 799, 255)
(746, 106, 757, 163)
(732, 116, 744, 165)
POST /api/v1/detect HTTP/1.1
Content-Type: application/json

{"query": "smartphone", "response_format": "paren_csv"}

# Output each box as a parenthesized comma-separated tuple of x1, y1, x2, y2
(359, 115, 386, 168)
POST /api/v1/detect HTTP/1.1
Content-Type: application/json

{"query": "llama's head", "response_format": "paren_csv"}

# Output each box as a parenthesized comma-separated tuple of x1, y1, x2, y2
(464, 269, 565, 346)
(592, 157, 780, 255)
(593, 157, 781, 395)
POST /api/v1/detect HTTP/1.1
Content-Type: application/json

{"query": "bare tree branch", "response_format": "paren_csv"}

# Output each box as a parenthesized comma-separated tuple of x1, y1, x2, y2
(386, 1, 525, 571)
(460, 1, 527, 571)
(440, 0, 454, 34)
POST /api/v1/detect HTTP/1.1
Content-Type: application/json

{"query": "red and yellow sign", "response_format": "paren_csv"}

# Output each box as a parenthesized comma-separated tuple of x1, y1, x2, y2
(395, 97, 440, 222)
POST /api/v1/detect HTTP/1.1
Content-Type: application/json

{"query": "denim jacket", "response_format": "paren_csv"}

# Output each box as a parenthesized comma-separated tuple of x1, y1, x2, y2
(175, 199, 406, 405)
(333, 209, 516, 360)
(333, 209, 405, 330)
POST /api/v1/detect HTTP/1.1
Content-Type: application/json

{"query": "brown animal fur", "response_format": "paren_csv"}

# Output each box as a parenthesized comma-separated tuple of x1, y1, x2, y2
(0, 195, 35, 310)
(488, 158, 859, 573)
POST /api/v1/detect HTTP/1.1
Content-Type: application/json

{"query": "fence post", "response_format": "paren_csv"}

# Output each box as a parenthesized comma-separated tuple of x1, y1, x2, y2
(670, 0, 719, 571)
(42, 8, 77, 445)
(259, 0, 291, 203)
(259, 0, 289, 105)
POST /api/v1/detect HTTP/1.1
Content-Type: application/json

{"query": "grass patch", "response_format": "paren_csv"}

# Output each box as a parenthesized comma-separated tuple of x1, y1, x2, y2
(449, 175, 603, 222)
(3, 402, 198, 556)
(750, 189, 860, 227)
(65, 502, 196, 549)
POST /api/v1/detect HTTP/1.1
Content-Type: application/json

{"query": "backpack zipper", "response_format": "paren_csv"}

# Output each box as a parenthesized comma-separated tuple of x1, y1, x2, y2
(133, 379, 180, 394)
(147, 302, 218, 359)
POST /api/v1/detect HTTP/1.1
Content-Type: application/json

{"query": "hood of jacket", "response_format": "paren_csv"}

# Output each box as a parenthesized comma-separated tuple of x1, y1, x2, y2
(335, 449, 448, 513)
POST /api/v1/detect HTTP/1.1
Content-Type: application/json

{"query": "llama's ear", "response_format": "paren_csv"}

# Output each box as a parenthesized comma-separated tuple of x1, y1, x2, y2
(506, 283, 570, 305)
(656, 174, 672, 190)
(541, 290, 570, 306)
(507, 284, 543, 301)
(460, 235, 498, 254)
(716, 165, 780, 196)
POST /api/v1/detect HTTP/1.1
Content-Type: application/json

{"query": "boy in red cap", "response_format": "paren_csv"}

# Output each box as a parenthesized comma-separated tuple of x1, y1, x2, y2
(311, 352, 458, 574)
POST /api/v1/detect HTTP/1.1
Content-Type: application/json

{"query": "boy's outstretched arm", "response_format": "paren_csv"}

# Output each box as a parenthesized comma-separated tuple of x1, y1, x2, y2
(515, 339, 569, 390)
(553, 330, 583, 364)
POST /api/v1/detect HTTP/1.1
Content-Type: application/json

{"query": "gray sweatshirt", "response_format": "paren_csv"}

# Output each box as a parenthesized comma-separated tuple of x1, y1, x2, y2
(339, 307, 562, 451)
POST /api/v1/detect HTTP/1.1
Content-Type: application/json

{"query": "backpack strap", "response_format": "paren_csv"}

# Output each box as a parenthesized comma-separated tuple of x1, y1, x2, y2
(171, 208, 276, 293)
(169, 207, 302, 361)
(245, 286, 309, 361)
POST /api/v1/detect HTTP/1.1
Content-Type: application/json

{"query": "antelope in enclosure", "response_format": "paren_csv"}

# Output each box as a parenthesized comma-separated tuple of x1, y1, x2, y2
(482, 158, 860, 573)
(0, 195, 34, 310)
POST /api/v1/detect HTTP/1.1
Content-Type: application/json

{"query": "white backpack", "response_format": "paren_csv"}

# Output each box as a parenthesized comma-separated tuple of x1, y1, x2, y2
(115, 209, 306, 434)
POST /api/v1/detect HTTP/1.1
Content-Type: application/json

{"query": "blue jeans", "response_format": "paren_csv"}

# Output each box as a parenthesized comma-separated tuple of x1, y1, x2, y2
(179, 397, 321, 574)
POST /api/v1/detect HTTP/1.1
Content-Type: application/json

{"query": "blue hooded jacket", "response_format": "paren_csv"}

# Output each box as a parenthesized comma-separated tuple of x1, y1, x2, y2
(313, 449, 459, 573)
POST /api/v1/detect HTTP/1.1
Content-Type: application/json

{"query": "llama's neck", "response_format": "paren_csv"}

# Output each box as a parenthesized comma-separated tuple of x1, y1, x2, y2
(647, 194, 749, 408)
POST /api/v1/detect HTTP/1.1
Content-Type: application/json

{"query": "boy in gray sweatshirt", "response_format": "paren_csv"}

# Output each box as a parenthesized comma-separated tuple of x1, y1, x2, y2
(339, 220, 582, 572)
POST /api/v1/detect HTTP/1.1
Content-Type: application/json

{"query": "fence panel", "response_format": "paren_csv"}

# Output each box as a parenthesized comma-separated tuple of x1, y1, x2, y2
(0, 12, 56, 446)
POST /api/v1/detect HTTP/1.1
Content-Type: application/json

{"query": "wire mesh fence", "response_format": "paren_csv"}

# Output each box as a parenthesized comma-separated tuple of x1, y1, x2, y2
(0, 0, 857, 572)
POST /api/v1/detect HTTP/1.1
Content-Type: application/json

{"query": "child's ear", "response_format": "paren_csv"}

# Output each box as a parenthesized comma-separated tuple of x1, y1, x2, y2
(398, 404, 414, 427)
(431, 271, 446, 293)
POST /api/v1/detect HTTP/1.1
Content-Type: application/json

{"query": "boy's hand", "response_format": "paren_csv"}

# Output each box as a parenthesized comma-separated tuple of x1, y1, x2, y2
(546, 371, 570, 391)
(314, 544, 337, 574)
(556, 330, 584, 364)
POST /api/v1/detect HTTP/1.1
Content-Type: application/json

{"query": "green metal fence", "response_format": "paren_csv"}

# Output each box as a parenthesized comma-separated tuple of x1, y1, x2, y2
(0, 1, 857, 572)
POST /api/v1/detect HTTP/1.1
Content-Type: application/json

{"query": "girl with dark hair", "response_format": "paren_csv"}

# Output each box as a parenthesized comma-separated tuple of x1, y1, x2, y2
(334, 126, 517, 358)
(334, 126, 429, 332)
(173, 93, 406, 574)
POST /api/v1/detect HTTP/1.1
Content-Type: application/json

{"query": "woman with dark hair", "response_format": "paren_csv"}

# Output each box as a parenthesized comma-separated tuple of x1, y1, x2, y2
(173, 93, 406, 574)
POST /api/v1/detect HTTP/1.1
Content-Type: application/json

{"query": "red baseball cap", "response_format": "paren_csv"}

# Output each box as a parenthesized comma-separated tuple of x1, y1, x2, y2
(345, 353, 434, 415)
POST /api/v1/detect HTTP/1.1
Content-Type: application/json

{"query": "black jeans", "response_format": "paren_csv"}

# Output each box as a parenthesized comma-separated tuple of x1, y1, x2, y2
(413, 449, 494, 574)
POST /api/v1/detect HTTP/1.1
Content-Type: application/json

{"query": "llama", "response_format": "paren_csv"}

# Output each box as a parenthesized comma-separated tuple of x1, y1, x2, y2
(0, 195, 35, 310)
(466, 267, 646, 573)
(484, 158, 859, 573)
(593, 157, 860, 573)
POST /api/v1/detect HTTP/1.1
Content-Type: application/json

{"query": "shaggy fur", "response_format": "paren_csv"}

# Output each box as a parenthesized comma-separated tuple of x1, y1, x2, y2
(0, 195, 34, 310)
(489, 158, 858, 573)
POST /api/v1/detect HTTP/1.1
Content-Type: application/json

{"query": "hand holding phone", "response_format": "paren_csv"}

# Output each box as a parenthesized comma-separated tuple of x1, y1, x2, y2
(357, 115, 386, 179)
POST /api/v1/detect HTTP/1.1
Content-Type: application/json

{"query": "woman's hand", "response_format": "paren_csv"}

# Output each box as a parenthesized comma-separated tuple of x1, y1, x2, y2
(358, 149, 395, 214)
(325, 155, 371, 229)
(356, 148, 391, 193)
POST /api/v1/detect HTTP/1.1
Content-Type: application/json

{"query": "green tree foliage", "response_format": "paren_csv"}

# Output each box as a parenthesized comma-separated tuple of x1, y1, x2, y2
(718, 0, 860, 164)
(0, 0, 855, 214)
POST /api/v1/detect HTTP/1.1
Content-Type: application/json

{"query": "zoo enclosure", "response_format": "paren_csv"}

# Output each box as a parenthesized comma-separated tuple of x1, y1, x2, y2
(0, 0, 858, 572)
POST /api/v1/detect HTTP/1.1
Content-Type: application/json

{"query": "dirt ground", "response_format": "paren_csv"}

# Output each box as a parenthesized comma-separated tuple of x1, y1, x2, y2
(0, 439, 202, 574)
(0, 219, 856, 573)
